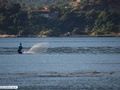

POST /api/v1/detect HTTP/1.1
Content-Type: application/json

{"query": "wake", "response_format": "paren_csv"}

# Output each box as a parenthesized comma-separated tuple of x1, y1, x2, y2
(24, 42, 49, 54)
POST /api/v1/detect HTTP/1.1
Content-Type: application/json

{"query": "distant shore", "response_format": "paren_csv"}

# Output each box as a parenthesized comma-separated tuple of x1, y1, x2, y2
(0, 34, 120, 38)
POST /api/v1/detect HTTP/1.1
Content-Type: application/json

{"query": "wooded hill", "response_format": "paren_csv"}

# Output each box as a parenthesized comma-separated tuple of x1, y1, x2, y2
(8, 0, 73, 8)
(0, 0, 120, 37)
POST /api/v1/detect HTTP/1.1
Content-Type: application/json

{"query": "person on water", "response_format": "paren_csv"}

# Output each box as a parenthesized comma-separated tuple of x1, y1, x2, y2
(18, 43, 22, 54)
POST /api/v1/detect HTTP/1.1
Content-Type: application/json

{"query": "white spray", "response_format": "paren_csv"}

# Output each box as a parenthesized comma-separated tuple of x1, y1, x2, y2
(26, 42, 49, 54)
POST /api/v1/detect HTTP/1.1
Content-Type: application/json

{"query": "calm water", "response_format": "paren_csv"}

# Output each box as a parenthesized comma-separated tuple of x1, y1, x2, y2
(0, 37, 120, 90)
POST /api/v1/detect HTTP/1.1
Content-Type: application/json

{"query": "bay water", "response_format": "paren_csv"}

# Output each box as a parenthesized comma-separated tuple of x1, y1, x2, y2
(0, 37, 120, 90)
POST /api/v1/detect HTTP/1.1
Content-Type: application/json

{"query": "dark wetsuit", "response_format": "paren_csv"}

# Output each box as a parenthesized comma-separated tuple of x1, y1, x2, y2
(18, 45, 22, 54)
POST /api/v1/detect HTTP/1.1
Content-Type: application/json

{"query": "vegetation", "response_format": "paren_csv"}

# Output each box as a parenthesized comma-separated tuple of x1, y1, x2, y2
(8, 0, 73, 8)
(0, 0, 120, 37)
(0, 0, 28, 35)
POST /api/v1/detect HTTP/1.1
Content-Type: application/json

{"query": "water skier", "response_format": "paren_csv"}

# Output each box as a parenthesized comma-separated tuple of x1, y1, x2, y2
(18, 43, 22, 54)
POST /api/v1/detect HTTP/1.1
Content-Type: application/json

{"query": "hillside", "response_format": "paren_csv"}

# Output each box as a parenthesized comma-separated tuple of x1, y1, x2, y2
(8, 0, 73, 7)
(0, 0, 120, 37)
(80, 0, 120, 11)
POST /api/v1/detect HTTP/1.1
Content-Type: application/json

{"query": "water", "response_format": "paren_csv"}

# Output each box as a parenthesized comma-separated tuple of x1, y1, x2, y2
(0, 37, 120, 90)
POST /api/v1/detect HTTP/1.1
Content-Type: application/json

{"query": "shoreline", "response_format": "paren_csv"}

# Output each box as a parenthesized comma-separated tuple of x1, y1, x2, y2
(0, 34, 120, 38)
(0, 35, 17, 38)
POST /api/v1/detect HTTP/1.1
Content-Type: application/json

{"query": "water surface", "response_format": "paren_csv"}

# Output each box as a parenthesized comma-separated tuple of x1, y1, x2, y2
(0, 37, 120, 90)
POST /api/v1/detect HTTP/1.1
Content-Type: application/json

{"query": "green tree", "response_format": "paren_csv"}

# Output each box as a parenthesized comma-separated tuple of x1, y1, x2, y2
(92, 11, 120, 35)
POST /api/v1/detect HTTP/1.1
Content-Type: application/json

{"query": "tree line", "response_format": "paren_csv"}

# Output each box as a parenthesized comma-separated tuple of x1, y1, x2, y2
(0, 0, 120, 37)
(8, 0, 73, 8)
